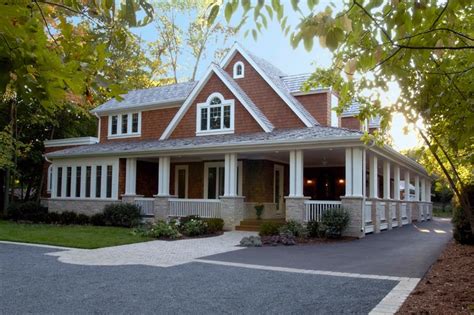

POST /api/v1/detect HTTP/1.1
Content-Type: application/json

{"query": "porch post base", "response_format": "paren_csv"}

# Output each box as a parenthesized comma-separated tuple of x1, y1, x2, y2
(395, 201, 402, 227)
(153, 195, 171, 220)
(411, 202, 421, 222)
(121, 194, 144, 204)
(370, 198, 381, 233)
(384, 200, 392, 230)
(406, 202, 413, 224)
(340, 196, 365, 239)
(220, 196, 245, 230)
(284, 196, 309, 223)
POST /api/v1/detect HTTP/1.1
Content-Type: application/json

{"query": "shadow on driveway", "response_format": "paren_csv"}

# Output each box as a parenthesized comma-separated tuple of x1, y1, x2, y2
(201, 218, 452, 278)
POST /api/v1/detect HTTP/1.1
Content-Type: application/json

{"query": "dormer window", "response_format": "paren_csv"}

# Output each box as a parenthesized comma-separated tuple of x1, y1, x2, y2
(108, 112, 141, 138)
(233, 61, 244, 79)
(196, 93, 234, 136)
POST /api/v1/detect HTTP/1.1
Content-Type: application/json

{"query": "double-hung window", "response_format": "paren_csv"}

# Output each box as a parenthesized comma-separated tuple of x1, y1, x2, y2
(109, 112, 141, 138)
(196, 93, 234, 135)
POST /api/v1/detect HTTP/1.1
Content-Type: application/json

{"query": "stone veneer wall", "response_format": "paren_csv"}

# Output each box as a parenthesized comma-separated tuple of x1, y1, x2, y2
(47, 199, 121, 215)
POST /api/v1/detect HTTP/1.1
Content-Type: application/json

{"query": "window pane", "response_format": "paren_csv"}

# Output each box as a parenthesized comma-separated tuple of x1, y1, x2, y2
(218, 167, 225, 197)
(121, 114, 128, 134)
(106, 165, 112, 198)
(200, 108, 208, 131)
(237, 65, 242, 75)
(76, 166, 81, 197)
(96, 166, 102, 198)
(224, 105, 231, 128)
(111, 115, 118, 135)
(86, 166, 91, 198)
(210, 107, 221, 130)
(207, 167, 217, 199)
(66, 167, 72, 197)
(48, 166, 53, 192)
(57, 167, 62, 197)
(210, 97, 221, 105)
(132, 113, 139, 133)
(177, 169, 186, 198)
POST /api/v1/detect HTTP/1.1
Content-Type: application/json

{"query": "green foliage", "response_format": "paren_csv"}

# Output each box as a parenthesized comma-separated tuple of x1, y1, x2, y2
(7, 201, 47, 222)
(259, 221, 284, 236)
(102, 203, 141, 228)
(306, 220, 326, 238)
(90, 213, 106, 226)
(278, 220, 307, 238)
(254, 204, 264, 219)
(137, 220, 181, 239)
(240, 235, 262, 247)
(321, 209, 350, 238)
(180, 218, 208, 237)
(58, 211, 78, 225)
(452, 207, 474, 245)
(203, 218, 224, 234)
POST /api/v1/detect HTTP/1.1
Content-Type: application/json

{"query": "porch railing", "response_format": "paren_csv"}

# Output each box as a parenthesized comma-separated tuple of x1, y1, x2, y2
(169, 198, 221, 218)
(379, 202, 388, 230)
(364, 201, 374, 233)
(303, 200, 342, 222)
(135, 198, 155, 216)
(391, 202, 398, 227)
(401, 202, 408, 225)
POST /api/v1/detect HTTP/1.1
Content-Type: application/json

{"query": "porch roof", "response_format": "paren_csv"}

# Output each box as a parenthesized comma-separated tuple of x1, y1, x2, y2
(46, 126, 362, 159)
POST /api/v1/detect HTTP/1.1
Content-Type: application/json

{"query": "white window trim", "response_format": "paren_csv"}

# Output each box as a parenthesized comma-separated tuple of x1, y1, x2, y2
(174, 165, 189, 199)
(273, 164, 285, 209)
(203, 161, 242, 199)
(47, 165, 53, 193)
(196, 92, 235, 136)
(233, 61, 244, 79)
(108, 112, 142, 139)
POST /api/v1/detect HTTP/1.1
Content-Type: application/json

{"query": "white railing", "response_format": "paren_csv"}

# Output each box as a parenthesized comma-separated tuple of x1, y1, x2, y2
(391, 202, 398, 227)
(169, 198, 221, 218)
(135, 198, 155, 216)
(401, 202, 408, 225)
(304, 200, 342, 222)
(364, 201, 374, 233)
(379, 202, 386, 222)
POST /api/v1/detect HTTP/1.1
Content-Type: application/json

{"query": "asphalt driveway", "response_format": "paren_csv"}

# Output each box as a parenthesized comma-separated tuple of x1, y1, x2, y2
(0, 219, 451, 314)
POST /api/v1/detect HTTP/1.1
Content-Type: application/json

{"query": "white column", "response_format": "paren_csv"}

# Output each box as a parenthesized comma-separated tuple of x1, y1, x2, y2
(393, 165, 400, 200)
(345, 148, 353, 196)
(125, 158, 137, 195)
(427, 181, 432, 202)
(61, 167, 67, 198)
(403, 171, 410, 201)
(158, 156, 170, 196)
(421, 177, 426, 202)
(383, 160, 391, 199)
(80, 166, 86, 198)
(414, 175, 420, 201)
(369, 154, 378, 198)
(100, 165, 107, 198)
(224, 153, 238, 197)
(289, 150, 304, 197)
(71, 166, 77, 198)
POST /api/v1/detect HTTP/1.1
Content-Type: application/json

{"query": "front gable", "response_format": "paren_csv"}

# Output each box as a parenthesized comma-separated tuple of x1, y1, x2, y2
(223, 52, 306, 129)
(169, 71, 268, 139)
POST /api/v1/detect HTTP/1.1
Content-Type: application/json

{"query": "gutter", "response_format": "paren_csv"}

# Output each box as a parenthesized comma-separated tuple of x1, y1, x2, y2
(90, 98, 185, 115)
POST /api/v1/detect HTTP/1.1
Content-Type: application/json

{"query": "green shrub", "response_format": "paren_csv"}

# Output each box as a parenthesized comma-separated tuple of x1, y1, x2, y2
(45, 212, 61, 224)
(180, 215, 201, 225)
(146, 220, 181, 239)
(180, 219, 208, 236)
(90, 213, 106, 226)
(240, 236, 262, 247)
(255, 204, 264, 219)
(7, 201, 48, 222)
(321, 208, 350, 238)
(203, 218, 224, 234)
(102, 203, 141, 227)
(58, 211, 78, 225)
(76, 214, 91, 225)
(279, 220, 307, 238)
(452, 207, 474, 244)
(306, 221, 326, 238)
(259, 221, 284, 236)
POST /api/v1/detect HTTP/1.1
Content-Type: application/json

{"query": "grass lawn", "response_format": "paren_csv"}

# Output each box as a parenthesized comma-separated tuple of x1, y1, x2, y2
(433, 209, 453, 218)
(0, 220, 153, 249)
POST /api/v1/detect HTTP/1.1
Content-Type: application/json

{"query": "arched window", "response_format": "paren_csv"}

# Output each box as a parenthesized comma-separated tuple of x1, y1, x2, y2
(196, 93, 235, 135)
(233, 61, 244, 79)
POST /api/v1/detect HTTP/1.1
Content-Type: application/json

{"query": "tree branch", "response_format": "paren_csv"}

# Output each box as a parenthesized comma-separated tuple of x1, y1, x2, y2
(33, 0, 59, 47)
(395, 27, 474, 42)
(353, 0, 393, 44)
(430, 0, 449, 30)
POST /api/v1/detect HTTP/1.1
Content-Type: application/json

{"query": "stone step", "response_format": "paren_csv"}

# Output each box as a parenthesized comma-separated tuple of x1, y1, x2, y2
(235, 219, 286, 232)
(235, 225, 261, 232)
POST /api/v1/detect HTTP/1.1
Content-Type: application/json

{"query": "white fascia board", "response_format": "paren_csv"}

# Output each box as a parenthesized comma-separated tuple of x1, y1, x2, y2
(211, 64, 273, 133)
(47, 135, 363, 160)
(220, 43, 314, 128)
(44, 137, 99, 148)
(370, 145, 429, 177)
(91, 99, 184, 115)
(291, 88, 331, 96)
(160, 66, 216, 140)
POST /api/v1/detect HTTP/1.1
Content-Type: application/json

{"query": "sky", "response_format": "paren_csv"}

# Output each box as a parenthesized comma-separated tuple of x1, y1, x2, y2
(131, 1, 422, 151)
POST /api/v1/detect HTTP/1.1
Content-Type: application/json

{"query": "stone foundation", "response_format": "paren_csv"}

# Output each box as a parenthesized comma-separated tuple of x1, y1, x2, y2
(284, 197, 309, 223)
(340, 196, 365, 238)
(153, 195, 170, 220)
(220, 196, 245, 230)
(47, 198, 120, 215)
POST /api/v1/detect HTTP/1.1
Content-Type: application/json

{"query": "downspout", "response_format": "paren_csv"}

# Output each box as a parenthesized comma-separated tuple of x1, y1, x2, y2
(94, 112, 101, 141)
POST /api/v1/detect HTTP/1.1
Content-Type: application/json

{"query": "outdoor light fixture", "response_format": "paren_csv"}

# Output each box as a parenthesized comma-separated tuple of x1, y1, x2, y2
(306, 179, 314, 184)
(338, 179, 345, 184)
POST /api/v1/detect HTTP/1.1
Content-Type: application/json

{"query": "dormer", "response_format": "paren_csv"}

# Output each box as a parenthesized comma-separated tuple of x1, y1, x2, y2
(196, 92, 235, 136)
(233, 61, 244, 79)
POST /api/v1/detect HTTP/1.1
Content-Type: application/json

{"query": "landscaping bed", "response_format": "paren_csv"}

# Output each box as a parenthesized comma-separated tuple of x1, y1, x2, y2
(397, 240, 474, 314)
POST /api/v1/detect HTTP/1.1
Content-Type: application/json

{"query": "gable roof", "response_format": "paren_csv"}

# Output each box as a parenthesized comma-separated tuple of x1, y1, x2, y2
(281, 73, 328, 94)
(220, 43, 319, 127)
(160, 64, 274, 139)
(91, 81, 197, 114)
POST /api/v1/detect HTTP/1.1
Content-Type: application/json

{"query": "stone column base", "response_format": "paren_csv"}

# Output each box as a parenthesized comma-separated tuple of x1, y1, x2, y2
(395, 201, 402, 227)
(406, 202, 413, 223)
(153, 195, 171, 220)
(340, 196, 365, 238)
(220, 196, 245, 230)
(384, 200, 392, 230)
(369, 198, 381, 233)
(411, 202, 421, 222)
(284, 196, 310, 223)
(121, 194, 144, 204)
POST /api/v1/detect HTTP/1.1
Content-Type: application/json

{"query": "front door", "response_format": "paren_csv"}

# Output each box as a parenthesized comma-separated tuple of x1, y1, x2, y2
(274, 164, 285, 214)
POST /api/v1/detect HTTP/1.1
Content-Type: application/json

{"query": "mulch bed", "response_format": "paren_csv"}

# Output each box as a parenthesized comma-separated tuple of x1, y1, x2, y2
(260, 235, 356, 246)
(397, 240, 474, 314)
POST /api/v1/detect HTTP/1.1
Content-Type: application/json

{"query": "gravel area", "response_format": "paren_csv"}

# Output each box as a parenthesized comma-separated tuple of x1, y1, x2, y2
(0, 243, 397, 314)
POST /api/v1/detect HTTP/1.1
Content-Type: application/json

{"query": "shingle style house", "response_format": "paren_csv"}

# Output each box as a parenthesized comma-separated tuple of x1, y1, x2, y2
(43, 43, 432, 237)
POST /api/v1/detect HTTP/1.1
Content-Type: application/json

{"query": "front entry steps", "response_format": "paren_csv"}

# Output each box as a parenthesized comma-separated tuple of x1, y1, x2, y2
(235, 219, 286, 232)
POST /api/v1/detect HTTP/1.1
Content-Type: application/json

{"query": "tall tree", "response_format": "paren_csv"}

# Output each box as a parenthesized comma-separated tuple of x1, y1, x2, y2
(216, 0, 474, 230)
(150, 0, 236, 82)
